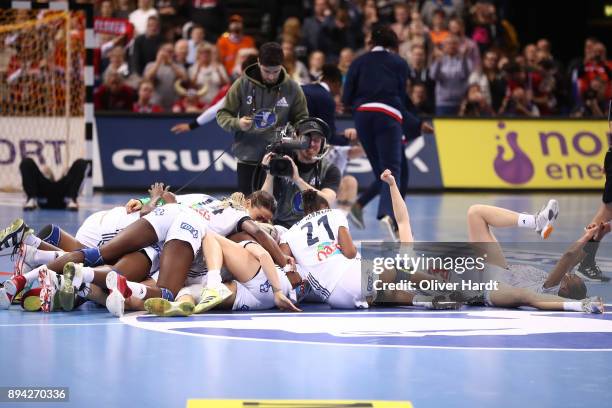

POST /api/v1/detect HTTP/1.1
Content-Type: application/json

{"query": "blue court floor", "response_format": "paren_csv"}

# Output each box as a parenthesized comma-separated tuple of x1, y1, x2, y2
(0, 191, 611, 408)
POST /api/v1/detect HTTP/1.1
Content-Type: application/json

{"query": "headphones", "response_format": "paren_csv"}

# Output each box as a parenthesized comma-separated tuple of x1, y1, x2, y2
(294, 117, 332, 156)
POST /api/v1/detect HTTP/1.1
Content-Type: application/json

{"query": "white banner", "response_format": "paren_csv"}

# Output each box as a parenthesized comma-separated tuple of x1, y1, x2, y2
(0, 117, 85, 191)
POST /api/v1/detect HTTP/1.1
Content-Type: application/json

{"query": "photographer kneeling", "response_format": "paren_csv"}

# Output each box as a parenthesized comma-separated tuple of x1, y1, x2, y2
(261, 117, 341, 228)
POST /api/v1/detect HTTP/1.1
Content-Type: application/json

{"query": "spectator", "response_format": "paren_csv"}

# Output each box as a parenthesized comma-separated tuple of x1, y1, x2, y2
(399, 18, 432, 63)
(189, 43, 229, 105)
(103, 45, 131, 80)
(230, 47, 258, 81)
(174, 39, 190, 70)
(318, 7, 359, 63)
(278, 18, 307, 61)
(390, 2, 411, 42)
(172, 80, 207, 112)
(144, 42, 187, 110)
(430, 34, 472, 115)
(129, 0, 158, 36)
(407, 44, 436, 106)
(337, 47, 354, 82)
(190, 0, 227, 42)
(94, 71, 135, 111)
(115, 0, 133, 20)
(532, 58, 559, 115)
(573, 41, 612, 98)
(458, 84, 495, 117)
(302, 0, 330, 54)
(216, 14, 256, 75)
(468, 50, 507, 112)
(308, 50, 326, 82)
(410, 83, 434, 115)
(429, 9, 449, 49)
(282, 39, 310, 85)
(133, 79, 164, 112)
(20, 158, 89, 211)
(448, 16, 480, 70)
(499, 86, 540, 117)
(186, 25, 209, 65)
(97, 0, 114, 18)
(420, 0, 462, 27)
(155, 0, 185, 41)
(469, 1, 504, 54)
(567, 37, 599, 78)
(572, 77, 609, 117)
(362, 0, 380, 40)
(536, 38, 563, 73)
(131, 15, 163, 75)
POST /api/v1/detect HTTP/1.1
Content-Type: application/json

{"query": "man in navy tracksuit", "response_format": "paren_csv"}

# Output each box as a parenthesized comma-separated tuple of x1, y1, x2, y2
(342, 25, 422, 238)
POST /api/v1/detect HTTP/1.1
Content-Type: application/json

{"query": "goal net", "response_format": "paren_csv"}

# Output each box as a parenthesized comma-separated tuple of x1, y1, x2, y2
(0, 7, 85, 192)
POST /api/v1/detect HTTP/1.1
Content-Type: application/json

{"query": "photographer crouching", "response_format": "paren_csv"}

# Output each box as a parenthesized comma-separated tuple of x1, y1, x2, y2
(260, 117, 341, 228)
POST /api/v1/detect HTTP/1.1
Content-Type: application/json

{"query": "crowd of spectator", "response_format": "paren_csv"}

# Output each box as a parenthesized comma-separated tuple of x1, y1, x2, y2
(91, 0, 611, 118)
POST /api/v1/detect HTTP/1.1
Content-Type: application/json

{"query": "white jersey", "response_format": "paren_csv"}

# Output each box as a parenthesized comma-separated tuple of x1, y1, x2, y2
(76, 206, 140, 248)
(281, 209, 354, 299)
(177, 194, 250, 237)
(486, 264, 559, 295)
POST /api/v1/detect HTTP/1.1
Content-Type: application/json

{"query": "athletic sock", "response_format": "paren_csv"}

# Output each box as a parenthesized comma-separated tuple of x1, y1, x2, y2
(207, 269, 222, 287)
(518, 214, 536, 229)
(126, 281, 147, 299)
(80, 267, 95, 286)
(24, 268, 42, 285)
(563, 301, 583, 312)
(24, 234, 42, 248)
(33, 250, 63, 266)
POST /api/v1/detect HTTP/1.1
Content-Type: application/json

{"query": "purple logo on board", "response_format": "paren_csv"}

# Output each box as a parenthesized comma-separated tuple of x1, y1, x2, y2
(493, 122, 535, 184)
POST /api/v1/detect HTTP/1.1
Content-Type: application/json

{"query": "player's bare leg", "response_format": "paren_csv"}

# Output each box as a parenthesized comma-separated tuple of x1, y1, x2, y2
(487, 283, 604, 313)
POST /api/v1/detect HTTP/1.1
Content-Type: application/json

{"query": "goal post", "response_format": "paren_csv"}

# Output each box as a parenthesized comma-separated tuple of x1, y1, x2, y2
(0, 0, 94, 194)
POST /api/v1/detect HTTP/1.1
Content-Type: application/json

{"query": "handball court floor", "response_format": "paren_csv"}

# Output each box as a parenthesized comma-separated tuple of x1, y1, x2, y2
(0, 191, 611, 408)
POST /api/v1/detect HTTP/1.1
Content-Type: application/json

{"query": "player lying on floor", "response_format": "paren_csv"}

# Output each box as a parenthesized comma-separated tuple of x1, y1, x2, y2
(378, 168, 605, 313)
(143, 231, 302, 316)
(0, 183, 282, 272)
(1, 199, 210, 314)
(7, 225, 303, 316)
(0, 187, 286, 313)
(454, 202, 606, 313)
(278, 187, 460, 310)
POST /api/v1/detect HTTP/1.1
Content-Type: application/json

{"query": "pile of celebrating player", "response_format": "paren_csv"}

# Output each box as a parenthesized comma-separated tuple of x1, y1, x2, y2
(0, 164, 607, 316)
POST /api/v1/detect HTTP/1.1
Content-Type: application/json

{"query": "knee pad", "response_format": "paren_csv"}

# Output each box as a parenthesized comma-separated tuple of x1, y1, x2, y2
(79, 247, 104, 267)
(38, 224, 61, 247)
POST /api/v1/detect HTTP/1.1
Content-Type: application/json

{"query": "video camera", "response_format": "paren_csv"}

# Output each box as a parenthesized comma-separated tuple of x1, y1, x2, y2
(265, 117, 330, 177)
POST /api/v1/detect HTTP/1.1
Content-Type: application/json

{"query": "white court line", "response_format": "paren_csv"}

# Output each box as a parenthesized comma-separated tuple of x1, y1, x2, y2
(120, 310, 612, 352)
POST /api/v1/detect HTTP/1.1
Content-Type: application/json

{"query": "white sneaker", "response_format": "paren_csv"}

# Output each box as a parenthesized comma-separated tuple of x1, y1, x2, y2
(105, 271, 132, 317)
(13, 244, 37, 276)
(534, 199, 559, 239)
(23, 198, 37, 211)
(38, 266, 60, 313)
(0, 287, 11, 310)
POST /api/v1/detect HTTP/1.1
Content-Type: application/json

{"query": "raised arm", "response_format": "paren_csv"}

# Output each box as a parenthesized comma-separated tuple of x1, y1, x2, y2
(380, 169, 413, 242)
